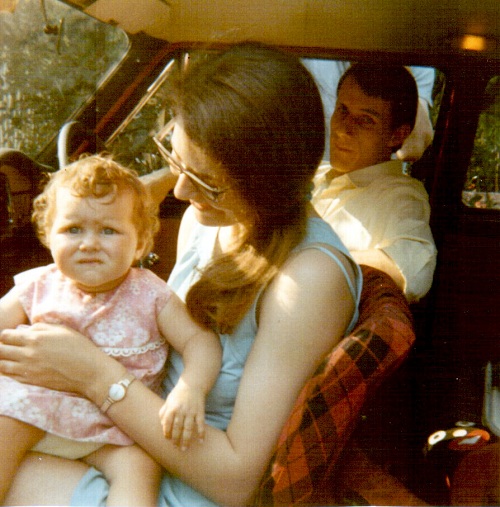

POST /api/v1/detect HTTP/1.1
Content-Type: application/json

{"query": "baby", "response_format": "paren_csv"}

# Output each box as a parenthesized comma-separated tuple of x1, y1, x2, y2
(0, 155, 222, 506)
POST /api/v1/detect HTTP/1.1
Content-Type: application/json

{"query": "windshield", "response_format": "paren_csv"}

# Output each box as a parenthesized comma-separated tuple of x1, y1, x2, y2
(0, 0, 128, 157)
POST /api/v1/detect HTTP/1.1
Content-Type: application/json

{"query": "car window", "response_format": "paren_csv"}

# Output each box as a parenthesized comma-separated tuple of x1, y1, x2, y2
(105, 59, 177, 176)
(462, 75, 500, 210)
(0, 0, 128, 157)
(106, 55, 442, 177)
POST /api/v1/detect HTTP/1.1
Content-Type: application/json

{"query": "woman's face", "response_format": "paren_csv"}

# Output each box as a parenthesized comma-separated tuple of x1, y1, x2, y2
(170, 121, 252, 227)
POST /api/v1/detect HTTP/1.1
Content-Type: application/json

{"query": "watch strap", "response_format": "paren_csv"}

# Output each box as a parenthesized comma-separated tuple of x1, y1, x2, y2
(100, 373, 136, 413)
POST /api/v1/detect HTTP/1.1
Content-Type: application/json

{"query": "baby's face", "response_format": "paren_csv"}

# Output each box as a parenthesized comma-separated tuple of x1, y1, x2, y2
(48, 186, 144, 293)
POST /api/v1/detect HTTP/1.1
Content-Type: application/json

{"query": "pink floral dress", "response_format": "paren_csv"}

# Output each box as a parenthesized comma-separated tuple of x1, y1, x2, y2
(0, 264, 170, 446)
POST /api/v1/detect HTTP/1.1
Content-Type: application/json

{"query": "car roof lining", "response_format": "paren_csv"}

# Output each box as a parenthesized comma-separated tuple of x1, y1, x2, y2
(60, 0, 499, 58)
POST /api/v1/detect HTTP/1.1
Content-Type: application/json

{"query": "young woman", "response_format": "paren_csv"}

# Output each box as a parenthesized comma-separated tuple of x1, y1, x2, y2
(1, 42, 362, 506)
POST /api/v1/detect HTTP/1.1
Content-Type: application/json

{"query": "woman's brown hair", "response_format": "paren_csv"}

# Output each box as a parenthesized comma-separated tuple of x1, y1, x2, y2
(171, 42, 325, 333)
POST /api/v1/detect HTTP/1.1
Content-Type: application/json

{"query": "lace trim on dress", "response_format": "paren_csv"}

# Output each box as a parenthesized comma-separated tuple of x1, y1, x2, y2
(101, 337, 167, 357)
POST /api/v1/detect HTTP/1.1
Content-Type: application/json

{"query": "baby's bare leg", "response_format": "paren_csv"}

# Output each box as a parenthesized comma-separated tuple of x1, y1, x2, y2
(0, 415, 44, 503)
(5, 452, 90, 506)
(84, 444, 162, 507)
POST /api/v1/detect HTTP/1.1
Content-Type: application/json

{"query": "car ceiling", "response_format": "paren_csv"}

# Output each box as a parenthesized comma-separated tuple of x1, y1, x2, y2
(62, 0, 499, 57)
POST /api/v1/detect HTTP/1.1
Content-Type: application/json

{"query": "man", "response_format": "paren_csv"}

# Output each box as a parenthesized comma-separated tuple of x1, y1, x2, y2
(303, 59, 435, 161)
(312, 64, 437, 302)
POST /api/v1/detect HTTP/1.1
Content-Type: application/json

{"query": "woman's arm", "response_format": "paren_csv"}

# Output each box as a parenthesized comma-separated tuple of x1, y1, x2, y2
(0, 248, 354, 506)
(113, 247, 354, 505)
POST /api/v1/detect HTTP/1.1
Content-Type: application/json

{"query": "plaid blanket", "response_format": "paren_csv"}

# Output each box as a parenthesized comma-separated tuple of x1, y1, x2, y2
(253, 265, 416, 506)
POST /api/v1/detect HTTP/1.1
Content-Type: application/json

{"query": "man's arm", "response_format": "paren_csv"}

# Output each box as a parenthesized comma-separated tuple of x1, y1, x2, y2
(140, 167, 177, 207)
(397, 66, 436, 161)
(397, 97, 434, 162)
(409, 66, 435, 107)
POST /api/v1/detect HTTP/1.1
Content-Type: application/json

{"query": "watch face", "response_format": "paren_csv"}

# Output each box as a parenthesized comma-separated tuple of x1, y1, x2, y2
(109, 383, 126, 401)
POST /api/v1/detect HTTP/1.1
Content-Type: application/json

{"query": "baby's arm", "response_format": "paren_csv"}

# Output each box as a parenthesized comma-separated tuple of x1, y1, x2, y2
(84, 444, 162, 507)
(0, 287, 29, 330)
(157, 292, 222, 450)
(0, 289, 40, 503)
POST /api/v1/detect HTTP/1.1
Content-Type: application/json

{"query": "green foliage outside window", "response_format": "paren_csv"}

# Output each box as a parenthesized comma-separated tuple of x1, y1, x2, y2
(0, 0, 128, 156)
(463, 76, 500, 209)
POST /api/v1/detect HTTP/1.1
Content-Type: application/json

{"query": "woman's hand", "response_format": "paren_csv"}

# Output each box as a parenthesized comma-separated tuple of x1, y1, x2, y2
(0, 323, 113, 401)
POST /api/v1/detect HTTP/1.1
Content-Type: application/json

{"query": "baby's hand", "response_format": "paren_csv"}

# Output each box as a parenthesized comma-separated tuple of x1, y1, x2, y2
(159, 378, 206, 450)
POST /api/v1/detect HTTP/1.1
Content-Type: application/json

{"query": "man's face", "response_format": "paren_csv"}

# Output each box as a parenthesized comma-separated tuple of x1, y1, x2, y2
(330, 75, 404, 174)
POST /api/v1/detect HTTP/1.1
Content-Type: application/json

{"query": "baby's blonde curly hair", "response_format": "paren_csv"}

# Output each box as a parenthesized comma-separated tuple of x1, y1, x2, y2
(32, 155, 160, 257)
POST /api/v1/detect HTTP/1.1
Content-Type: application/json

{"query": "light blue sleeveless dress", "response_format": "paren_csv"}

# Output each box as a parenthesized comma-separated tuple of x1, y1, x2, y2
(71, 212, 362, 506)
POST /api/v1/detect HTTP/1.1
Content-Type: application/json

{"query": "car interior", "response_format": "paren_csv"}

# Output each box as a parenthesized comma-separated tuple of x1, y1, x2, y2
(1, 0, 499, 504)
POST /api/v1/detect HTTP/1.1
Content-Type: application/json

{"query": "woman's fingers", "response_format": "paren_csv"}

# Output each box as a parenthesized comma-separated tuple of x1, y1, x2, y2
(0, 330, 29, 383)
(0, 331, 28, 374)
(0, 323, 106, 395)
(0, 350, 30, 382)
(0, 343, 40, 383)
(0, 327, 45, 374)
(0, 327, 28, 346)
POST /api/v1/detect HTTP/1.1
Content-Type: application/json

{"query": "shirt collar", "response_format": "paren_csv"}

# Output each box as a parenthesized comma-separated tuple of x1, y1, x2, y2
(331, 159, 405, 188)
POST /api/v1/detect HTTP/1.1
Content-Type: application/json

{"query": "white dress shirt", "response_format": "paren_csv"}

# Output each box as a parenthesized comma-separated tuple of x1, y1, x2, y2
(313, 160, 437, 301)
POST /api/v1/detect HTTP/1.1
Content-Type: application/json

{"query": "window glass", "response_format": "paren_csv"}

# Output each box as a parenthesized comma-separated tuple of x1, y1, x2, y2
(463, 76, 500, 209)
(106, 59, 177, 176)
(106, 55, 442, 180)
(0, 0, 128, 156)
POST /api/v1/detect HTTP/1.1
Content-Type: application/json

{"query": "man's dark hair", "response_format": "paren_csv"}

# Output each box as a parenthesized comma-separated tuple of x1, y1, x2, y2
(337, 63, 418, 131)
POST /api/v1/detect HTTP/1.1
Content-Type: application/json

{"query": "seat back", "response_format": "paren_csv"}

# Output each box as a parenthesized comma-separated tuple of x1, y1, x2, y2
(254, 265, 416, 506)
(0, 172, 13, 237)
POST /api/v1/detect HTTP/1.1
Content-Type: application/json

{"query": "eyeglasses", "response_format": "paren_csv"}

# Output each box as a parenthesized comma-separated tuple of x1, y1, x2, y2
(153, 119, 229, 203)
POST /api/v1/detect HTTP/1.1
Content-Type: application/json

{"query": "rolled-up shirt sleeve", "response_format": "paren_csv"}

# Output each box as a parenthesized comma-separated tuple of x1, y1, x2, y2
(409, 66, 436, 107)
(385, 240, 436, 302)
(366, 180, 437, 301)
(313, 162, 437, 302)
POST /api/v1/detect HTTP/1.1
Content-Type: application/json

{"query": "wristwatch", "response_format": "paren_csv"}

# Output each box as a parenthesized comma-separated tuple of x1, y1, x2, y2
(100, 373, 136, 413)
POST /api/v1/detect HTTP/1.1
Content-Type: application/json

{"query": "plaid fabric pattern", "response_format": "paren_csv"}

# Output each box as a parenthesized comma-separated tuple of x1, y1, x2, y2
(253, 265, 415, 506)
